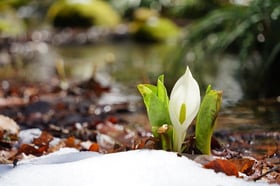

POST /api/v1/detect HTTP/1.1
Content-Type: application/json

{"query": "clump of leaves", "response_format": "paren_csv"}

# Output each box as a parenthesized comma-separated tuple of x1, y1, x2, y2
(137, 75, 172, 151)
(186, 0, 280, 61)
(169, 0, 228, 19)
(138, 67, 222, 154)
(17, 131, 54, 157)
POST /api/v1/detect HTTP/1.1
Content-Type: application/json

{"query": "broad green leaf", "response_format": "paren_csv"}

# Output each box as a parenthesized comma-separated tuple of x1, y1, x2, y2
(137, 75, 172, 150)
(195, 85, 222, 155)
(148, 92, 171, 128)
(157, 75, 169, 105)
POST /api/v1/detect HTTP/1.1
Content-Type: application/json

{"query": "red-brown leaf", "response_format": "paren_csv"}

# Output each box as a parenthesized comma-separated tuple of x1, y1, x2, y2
(228, 158, 255, 175)
(88, 143, 99, 152)
(18, 144, 48, 156)
(33, 131, 53, 147)
(204, 159, 239, 177)
(64, 136, 79, 148)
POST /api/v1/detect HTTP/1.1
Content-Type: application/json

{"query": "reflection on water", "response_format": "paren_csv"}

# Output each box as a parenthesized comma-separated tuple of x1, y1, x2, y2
(217, 99, 280, 132)
(53, 42, 248, 105)
(54, 41, 179, 86)
(215, 98, 280, 157)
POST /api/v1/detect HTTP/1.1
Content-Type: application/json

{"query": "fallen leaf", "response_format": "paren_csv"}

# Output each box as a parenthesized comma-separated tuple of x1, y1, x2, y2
(107, 116, 118, 124)
(33, 131, 53, 147)
(132, 137, 155, 150)
(18, 144, 48, 156)
(78, 77, 110, 97)
(229, 158, 255, 175)
(204, 159, 239, 177)
(89, 143, 99, 152)
(64, 136, 80, 148)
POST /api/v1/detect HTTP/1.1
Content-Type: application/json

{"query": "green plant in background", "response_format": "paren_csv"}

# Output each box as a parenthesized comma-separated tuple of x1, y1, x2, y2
(129, 7, 181, 42)
(106, 0, 174, 16)
(0, 0, 31, 8)
(185, 0, 280, 98)
(47, 0, 121, 28)
(106, 0, 227, 18)
(0, 5, 26, 37)
(133, 16, 181, 42)
(169, 0, 229, 19)
(138, 66, 222, 154)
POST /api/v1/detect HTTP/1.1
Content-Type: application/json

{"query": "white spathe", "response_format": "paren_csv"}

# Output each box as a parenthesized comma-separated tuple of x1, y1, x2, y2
(169, 66, 200, 152)
(0, 148, 270, 186)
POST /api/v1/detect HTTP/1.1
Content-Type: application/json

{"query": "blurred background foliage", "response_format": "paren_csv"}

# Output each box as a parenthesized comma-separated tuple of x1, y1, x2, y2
(47, 0, 121, 28)
(183, 0, 280, 98)
(0, 0, 279, 99)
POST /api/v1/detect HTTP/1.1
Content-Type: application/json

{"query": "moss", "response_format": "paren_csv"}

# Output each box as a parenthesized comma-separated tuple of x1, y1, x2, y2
(133, 17, 180, 42)
(0, 5, 26, 37)
(133, 8, 158, 22)
(0, 0, 31, 8)
(47, 0, 121, 28)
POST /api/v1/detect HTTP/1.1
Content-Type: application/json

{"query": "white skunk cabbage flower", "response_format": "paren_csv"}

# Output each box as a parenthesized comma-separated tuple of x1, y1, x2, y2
(169, 66, 200, 152)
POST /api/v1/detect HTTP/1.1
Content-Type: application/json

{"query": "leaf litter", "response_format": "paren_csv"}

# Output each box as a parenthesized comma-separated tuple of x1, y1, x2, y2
(0, 78, 279, 184)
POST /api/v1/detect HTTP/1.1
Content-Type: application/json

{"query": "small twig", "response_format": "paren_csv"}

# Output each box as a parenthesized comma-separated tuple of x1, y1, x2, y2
(13, 159, 19, 168)
(253, 165, 280, 181)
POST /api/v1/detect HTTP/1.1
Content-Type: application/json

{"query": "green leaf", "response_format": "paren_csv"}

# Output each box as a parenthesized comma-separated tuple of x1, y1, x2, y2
(195, 85, 222, 155)
(137, 84, 155, 113)
(157, 75, 169, 104)
(137, 75, 172, 150)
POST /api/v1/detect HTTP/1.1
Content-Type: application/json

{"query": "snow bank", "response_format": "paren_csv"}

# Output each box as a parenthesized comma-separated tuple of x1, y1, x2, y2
(0, 148, 271, 186)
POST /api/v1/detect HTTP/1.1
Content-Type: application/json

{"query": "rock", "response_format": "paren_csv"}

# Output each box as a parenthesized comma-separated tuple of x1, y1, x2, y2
(47, 0, 121, 28)
(0, 115, 20, 146)
(0, 115, 20, 135)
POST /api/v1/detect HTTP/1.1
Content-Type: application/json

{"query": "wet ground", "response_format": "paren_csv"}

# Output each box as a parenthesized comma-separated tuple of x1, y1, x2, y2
(1, 76, 279, 158)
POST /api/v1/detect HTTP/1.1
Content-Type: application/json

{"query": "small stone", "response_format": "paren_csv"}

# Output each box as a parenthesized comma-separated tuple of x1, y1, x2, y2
(0, 115, 19, 135)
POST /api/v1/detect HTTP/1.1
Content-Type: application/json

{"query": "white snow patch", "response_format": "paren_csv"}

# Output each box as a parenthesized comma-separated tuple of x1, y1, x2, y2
(0, 148, 272, 186)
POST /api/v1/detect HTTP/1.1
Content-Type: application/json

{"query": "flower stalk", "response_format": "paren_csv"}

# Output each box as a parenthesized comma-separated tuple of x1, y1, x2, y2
(168, 67, 200, 152)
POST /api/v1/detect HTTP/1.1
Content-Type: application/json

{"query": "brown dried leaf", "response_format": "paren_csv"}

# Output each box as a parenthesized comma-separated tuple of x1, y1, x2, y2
(130, 139, 145, 150)
(88, 143, 99, 152)
(64, 136, 80, 149)
(18, 144, 48, 156)
(33, 131, 53, 147)
(107, 116, 118, 124)
(204, 159, 239, 177)
(229, 158, 255, 175)
(78, 77, 110, 96)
